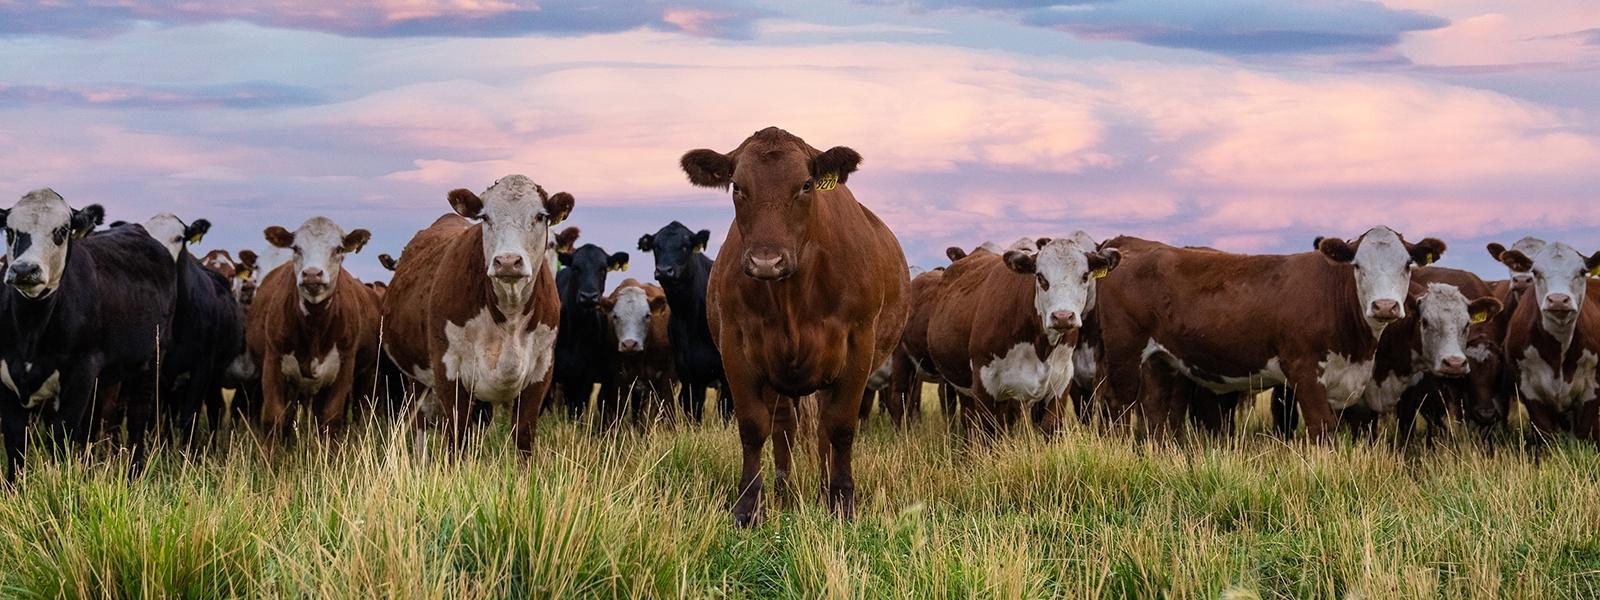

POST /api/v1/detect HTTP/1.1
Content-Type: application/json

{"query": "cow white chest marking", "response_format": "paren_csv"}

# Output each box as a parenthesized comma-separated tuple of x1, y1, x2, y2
(0, 360, 61, 410)
(1142, 340, 1286, 393)
(1319, 353, 1374, 410)
(279, 348, 341, 395)
(1072, 345, 1098, 389)
(1360, 372, 1422, 413)
(977, 342, 1074, 404)
(1517, 346, 1600, 412)
(441, 308, 558, 405)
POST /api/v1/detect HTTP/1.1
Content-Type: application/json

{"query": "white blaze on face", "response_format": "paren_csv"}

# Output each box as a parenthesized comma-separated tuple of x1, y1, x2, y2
(608, 286, 652, 352)
(144, 212, 187, 262)
(479, 175, 552, 280)
(1350, 226, 1416, 325)
(288, 217, 351, 305)
(3, 189, 75, 298)
(1528, 241, 1591, 329)
(1415, 283, 1473, 375)
(1027, 233, 1102, 339)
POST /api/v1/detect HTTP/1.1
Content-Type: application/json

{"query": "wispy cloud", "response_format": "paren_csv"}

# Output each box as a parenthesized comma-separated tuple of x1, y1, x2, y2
(0, 82, 326, 109)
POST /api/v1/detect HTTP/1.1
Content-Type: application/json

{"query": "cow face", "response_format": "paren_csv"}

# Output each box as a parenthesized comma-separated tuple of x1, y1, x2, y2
(1498, 241, 1600, 331)
(559, 244, 628, 309)
(1002, 234, 1120, 341)
(1318, 226, 1445, 328)
(638, 221, 711, 283)
(235, 249, 259, 305)
(1414, 283, 1502, 377)
(264, 217, 370, 305)
(1486, 236, 1546, 292)
(448, 176, 573, 293)
(0, 189, 103, 299)
(1462, 338, 1508, 426)
(602, 282, 667, 353)
(681, 127, 859, 281)
(144, 212, 211, 263)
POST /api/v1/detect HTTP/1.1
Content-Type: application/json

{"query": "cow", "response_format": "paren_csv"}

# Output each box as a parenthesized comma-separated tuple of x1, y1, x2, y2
(1096, 228, 1446, 440)
(201, 249, 260, 307)
(681, 126, 910, 524)
(245, 217, 381, 442)
(895, 264, 954, 428)
(0, 189, 175, 479)
(380, 176, 572, 452)
(550, 230, 629, 425)
(859, 266, 929, 426)
(142, 213, 245, 445)
(1494, 241, 1600, 444)
(601, 279, 676, 425)
(637, 221, 729, 422)
(926, 236, 1121, 441)
(1401, 267, 1512, 434)
(1487, 236, 1547, 294)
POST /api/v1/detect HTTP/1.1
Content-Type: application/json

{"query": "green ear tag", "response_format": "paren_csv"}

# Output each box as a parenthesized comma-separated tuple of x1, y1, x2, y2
(815, 173, 839, 191)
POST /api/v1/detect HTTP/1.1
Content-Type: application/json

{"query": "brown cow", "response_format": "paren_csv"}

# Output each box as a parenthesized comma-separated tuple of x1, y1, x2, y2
(381, 175, 573, 452)
(1401, 267, 1511, 432)
(245, 217, 381, 440)
(1495, 241, 1600, 444)
(926, 235, 1120, 441)
(681, 127, 910, 525)
(601, 279, 676, 425)
(1096, 228, 1446, 440)
(895, 264, 957, 425)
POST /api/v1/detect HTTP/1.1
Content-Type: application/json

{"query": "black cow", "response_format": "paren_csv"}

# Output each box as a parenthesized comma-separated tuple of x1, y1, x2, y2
(637, 222, 729, 422)
(551, 231, 629, 425)
(0, 189, 176, 479)
(142, 213, 245, 445)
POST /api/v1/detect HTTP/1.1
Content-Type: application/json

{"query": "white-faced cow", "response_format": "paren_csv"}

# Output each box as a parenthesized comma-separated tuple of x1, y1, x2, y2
(245, 217, 381, 442)
(381, 176, 572, 452)
(683, 127, 910, 525)
(638, 221, 729, 422)
(1495, 241, 1600, 444)
(0, 189, 175, 479)
(601, 278, 676, 425)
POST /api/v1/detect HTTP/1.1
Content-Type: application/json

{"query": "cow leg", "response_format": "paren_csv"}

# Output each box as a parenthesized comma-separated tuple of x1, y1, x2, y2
(717, 381, 734, 423)
(939, 382, 958, 419)
(1037, 391, 1068, 439)
(0, 391, 28, 482)
(313, 361, 361, 441)
(1573, 400, 1600, 445)
(679, 384, 706, 424)
(1396, 387, 1426, 446)
(1135, 360, 1183, 440)
(513, 375, 552, 455)
(1523, 400, 1563, 449)
(1283, 363, 1337, 443)
(111, 366, 157, 475)
(887, 351, 913, 427)
(730, 378, 774, 527)
(815, 384, 864, 519)
(1270, 385, 1299, 438)
(857, 388, 874, 423)
(770, 395, 797, 501)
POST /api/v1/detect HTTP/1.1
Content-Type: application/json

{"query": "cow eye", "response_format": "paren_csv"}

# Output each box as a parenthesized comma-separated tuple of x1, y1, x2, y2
(1036, 273, 1049, 290)
(801, 179, 814, 193)
(731, 183, 742, 195)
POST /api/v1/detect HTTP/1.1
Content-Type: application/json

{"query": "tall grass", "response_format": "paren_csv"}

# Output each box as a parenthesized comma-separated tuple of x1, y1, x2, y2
(0, 389, 1597, 599)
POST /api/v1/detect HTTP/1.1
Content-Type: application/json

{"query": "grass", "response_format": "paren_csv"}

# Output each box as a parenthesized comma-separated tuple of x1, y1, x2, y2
(1, 389, 1598, 599)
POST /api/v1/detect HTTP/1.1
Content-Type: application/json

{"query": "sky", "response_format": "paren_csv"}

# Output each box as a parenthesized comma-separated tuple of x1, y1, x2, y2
(2, 0, 1598, 282)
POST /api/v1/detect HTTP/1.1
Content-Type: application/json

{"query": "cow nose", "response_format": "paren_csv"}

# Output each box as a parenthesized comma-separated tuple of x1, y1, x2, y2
(1545, 293, 1575, 313)
(619, 339, 642, 353)
(577, 291, 601, 306)
(1370, 299, 1402, 322)
(743, 251, 791, 281)
(1439, 356, 1469, 376)
(1048, 310, 1078, 331)
(1512, 273, 1534, 290)
(5, 262, 41, 284)
(493, 254, 527, 278)
(655, 265, 679, 281)
(300, 267, 325, 285)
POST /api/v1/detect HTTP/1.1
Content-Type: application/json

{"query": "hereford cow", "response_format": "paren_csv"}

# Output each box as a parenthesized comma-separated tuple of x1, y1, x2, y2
(1487, 236, 1547, 294)
(202, 249, 259, 307)
(602, 279, 675, 425)
(551, 231, 628, 424)
(927, 236, 1120, 440)
(638, 221, 729, 422)
(1403, 267, 1512, 432)
(0, 190, 175, 479)
(1097, 228, 1446, 440)
(201, 248, 261, 428)
(143, 213, 245, 443)
(245, 217, 381, 442)
(381, 176, 572, 451)
(1495, 241, 1600, 443)
(894, 264, 957, 427)
(682, 127, 910, 524)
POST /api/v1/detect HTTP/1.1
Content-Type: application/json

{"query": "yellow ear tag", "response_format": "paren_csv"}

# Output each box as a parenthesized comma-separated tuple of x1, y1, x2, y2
(1421, 253, 1434, 266)
(1470, 312, 1488, 325)
(611, 262, 628, 273)
(814, 173, 838, 191)
(188, 234, 205, 244)
(1590, 266, 1600, 277)
(1091, 267, 1110, 279)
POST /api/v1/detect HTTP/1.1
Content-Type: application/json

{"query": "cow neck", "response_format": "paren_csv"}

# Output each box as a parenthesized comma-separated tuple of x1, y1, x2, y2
(1378, 314, 1422, 380)
(482, 267, 538, 324)
(297, 288, 341, 325)
(1532, 304, 1582, 367)
(5, 244, 85, 356)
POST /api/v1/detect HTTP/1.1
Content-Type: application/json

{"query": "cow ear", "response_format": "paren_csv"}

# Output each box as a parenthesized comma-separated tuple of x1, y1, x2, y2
(681, 149, 734, 189)
(600, 294, 618, 312)
(555, 227, 580, 253)
(637, 234, 655, 253)
(1486, 242, 1508, 261)
(1410, 238, 1446, 266)
(1586, 251, 1600, 277)
(265, 226, 295, 249)
(1318, 236, 1356, 263)
(946, 247, 968, 262)
(341, 229, 371, 253)
(1499, 249, 1533, 273)
(544, 192, 574, 225)
(70, 204, 104, 239)
(1003, 250, 1037, 274)
(378, 253, 398, 271)
(238, 249, 258, 268)
(1035, 237, 1053, 249)
(558, 251, 574, 267)
(1468, 297, 1503, 324)
(649, 294, 668, 313)
(608, 252, 630, 272)
(1312, 236, 1326, 250)
(811, 146, 862, 187)
(1087, 248, 1121, 279)
(184, 218, 211, 245)
(693, 229, 711, 252)
(448, 188, 484, 219)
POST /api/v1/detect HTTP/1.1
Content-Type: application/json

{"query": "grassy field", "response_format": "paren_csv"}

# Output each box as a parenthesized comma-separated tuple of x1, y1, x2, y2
(1, 389, 1598, 599)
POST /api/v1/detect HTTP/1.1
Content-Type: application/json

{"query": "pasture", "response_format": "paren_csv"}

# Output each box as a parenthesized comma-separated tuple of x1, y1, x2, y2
(2, 390, 1596, 599)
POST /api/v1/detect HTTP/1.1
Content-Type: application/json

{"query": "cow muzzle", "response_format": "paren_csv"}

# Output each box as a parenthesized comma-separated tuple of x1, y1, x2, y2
(1544, 293, 1577, 317)
(1048, 310, 1079, 332)
(1511, 273, 1534, 292)
(492, 253, 529, 280)
(742, 250, 794, 281)
(5, 262, 44, 290)
(576, 291, 601, 308)
(1370, 299, 1402, 323)
(618, 339, 643, 354)
(1436, 355, 1470, 377)
(655, 265, 681, 282)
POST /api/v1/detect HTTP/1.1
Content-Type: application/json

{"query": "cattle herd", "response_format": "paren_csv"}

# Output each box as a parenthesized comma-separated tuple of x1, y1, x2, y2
(2, 126, 1598, 526)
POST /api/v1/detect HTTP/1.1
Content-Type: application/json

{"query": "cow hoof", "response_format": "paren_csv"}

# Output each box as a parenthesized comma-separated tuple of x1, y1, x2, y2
(732, 509, 765, 528)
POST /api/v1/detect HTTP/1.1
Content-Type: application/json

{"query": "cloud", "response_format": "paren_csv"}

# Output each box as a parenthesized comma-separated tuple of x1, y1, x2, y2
(0, 82, 326, 109)
(0, 0, 769, 39)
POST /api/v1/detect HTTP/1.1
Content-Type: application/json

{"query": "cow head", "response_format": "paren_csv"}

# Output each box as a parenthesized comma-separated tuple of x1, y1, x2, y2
(0, 189, 103, 299)
(638, 221, 711, 284)
(202, 249, 237, 278)
(144, 212, 211, 263)
(559, 243, 628, 309)
(681, 127, 859, 282)
(449, 175, 572, 292)
(1001, 233, 1121, 342)
(1317, 226, 1445, 329)
(1412, 283, 1502, 378)
(1496, 241, 1600, 334)
(602, 279, 668, 354)
(264, 217, 369, 306)
(1461, 337, 1509, 426)
(1486, 236, 1546, 293)
(235, 249, 259, 305)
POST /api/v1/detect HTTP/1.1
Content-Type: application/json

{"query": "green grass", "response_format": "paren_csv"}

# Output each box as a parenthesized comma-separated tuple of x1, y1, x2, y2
(1, 390, 1598, 599)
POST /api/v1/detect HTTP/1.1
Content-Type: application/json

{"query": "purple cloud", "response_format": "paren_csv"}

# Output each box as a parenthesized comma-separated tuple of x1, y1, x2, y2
(0, 82, 326, 109)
